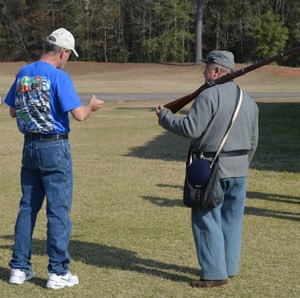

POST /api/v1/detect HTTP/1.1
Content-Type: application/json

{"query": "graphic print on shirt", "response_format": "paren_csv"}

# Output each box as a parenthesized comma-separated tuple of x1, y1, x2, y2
(15, 76, 56, 133)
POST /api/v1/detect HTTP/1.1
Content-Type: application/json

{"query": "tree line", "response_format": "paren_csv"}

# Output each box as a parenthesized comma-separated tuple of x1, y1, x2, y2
(0, 0, 299, 66)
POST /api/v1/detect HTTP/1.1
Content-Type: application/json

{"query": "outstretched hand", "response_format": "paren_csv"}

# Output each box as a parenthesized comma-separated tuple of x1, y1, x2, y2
(89, 95, 104, 111)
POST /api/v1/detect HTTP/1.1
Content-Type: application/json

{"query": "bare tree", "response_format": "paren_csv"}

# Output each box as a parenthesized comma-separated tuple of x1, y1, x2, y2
(194, 0, 206, 64)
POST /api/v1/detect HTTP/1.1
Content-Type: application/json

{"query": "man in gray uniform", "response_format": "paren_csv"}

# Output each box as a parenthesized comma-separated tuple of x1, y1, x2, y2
(156, 50, 259, 287)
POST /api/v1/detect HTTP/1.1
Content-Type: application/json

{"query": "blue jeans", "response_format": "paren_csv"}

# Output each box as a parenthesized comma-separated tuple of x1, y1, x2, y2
(9, 138, 73, 274)
(192, 177, 247, 280)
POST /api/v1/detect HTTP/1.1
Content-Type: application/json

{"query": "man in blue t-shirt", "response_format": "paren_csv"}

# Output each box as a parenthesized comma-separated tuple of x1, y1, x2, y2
(5, 28, 104, 289)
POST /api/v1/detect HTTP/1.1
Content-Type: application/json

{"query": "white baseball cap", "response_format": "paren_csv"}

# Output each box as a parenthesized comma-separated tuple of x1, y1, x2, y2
(47, 28, 79, 57)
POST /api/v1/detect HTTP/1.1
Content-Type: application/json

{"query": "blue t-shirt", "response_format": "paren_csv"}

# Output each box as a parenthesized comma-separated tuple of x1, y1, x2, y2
(5, 61, 82, 134)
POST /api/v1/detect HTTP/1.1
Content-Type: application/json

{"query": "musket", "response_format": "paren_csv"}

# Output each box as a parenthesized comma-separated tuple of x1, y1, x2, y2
(164, 45, 300, 113)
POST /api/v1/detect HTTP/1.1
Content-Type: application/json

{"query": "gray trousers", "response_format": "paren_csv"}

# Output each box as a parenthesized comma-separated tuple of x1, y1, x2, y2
(192, 177, 247, 280)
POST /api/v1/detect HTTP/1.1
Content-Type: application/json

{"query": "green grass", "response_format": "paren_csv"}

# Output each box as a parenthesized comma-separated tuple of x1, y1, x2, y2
(0, 98, 299, 298)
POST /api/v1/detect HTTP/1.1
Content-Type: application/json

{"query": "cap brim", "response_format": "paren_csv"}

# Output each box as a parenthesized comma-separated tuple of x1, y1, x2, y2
(201, 58, 215, 64)
(72, 49, 79, 57)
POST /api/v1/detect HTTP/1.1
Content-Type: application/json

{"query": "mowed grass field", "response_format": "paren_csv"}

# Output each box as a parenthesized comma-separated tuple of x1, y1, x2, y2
(0, 62, 299, 298)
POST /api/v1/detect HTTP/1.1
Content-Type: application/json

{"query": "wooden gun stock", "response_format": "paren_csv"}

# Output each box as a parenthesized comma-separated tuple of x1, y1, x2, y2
(164, 45, 300, 113)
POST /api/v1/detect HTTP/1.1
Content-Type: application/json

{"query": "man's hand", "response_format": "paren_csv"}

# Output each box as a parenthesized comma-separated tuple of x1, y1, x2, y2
(88, 95, 104, 111)
(156, 105, 165, 117)
(71, 95, 104, 121)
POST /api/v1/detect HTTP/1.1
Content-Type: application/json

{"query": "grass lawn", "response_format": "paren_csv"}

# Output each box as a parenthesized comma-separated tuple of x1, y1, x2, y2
(0, 63, 299, 298)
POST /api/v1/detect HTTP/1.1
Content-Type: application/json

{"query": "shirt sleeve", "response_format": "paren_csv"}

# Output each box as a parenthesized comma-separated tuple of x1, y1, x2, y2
(158, 91, 216, 139)
(4, 79, 18, 108)
(56, 72, 82, 113)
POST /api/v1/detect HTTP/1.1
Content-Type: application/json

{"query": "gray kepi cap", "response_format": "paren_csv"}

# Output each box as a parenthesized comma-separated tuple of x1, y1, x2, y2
(202, 50, 235, 70)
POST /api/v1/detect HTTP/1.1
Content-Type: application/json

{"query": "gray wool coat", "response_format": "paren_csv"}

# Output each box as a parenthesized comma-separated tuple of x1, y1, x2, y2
(158, 81, 259, 178)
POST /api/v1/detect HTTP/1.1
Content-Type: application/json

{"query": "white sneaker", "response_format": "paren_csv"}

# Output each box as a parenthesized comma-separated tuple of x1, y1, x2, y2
(46, 271, 79, 289)
(9, 268, 35, 285)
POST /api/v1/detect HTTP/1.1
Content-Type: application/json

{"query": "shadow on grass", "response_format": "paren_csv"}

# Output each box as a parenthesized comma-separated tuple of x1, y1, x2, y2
(0, 266, 10, 284)
(142, 187, 300, 222)
(244, 206, 300, 222)
(247, 191, 300, 204)
(127, 102, 300, 173)
(126, 132, 189, 161)
(143, 183, 184, 207)
(69, 241, 198, 282)
(0, 236, 198, 283)
(143, 196, 300, 222)
(246, 191, 300, 222)
(143, 196, 183, 207)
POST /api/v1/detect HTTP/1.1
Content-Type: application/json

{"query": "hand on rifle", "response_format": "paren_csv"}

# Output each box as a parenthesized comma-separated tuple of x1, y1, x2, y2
(155, 105, 165, 117)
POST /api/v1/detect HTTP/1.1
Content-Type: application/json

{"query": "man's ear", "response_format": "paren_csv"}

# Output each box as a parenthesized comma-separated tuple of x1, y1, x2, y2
(215, 66, 222, 74)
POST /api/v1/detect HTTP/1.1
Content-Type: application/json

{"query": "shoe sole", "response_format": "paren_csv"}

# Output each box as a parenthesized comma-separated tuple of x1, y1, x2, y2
(46, 281, 79, 289)
(9, 278, 24, 285)
(9, 275, 34, 285)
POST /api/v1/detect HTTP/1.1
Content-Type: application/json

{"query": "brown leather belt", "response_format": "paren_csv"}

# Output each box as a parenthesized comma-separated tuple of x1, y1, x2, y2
(24, 133, 68, 141)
